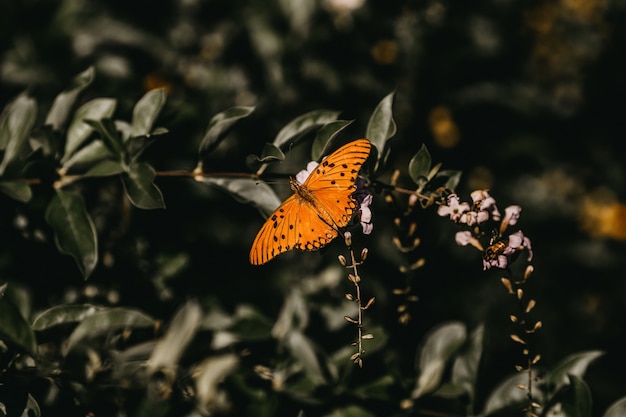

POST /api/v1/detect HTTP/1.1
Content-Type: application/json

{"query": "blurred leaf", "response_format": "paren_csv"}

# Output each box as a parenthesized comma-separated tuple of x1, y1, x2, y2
(412, 321, 467, 399)
(23, 394, 40, 417)
(121, 162, 165, 209)
(352, 375, 395, 401)
(194, 354, 239, 411)
(64, 307, 155, 354)
(149, 300, 202, 371)
(434, 169, 463, 192)
(365, 91, 396, 160)
(479, 372, 530, 417)
(45, 190, 98, 279)
(285, 331, 326, 385)
(131, 88, 167, 138)
(252, 143, 285, 163)
(545, 375, 592, 417)
(61, 140, 114, 173)
(323, 405, 376, 417)
(602, 396, 626, 417)
(228, 305, 274, 341)
(199, 106, 255, 156)
(0, 180, 32, 203)
(84, 118, 124, 156)
(63, 98, 116, 162)
(0, 298, 37, 355)
(273, 110, 340, 148)
(83, 160, 125, 177)
(408, 144, 432, 185)
(32, 304, 98, 331)
(198, 177, 281, 218)
(311, 120, 354, 161)
(543, 350, 604, 394)
(0, 94, 37, 175)
(445, 324, 484, 403)
(45, 66, 95, 130)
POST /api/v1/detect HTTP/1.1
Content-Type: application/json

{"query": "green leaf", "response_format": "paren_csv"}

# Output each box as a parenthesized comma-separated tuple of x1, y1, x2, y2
(602, 396, 626, 417)
(125, 131, 166, 163)
(408, 144, 432, 184)
(83, 160, 125, 177)
(194, 354, 239, 409)
(0, 180, 32, 203)
(479, 372, 530, 417)
(446, 324, 484, 403)
(285, 330, 326, 385)
(323, 405, 377, 417)
(64, 307, 155, 354)
(199, 106, 255, 155)
(352, 375, 394, 401)
(61, 140, 114, 173)
(273, 109, 340, 148)
(0, 298, 37, 355)
(0, 94, 37, 175)
(311, 120, 354, 161)
(227, 305, 274, 341)
(45, 190, 98, 279)
(149, 300, 202, 371)
(434, 169, 462, 192)
(45, 66, 95, 130)
(412, 321, 467, 399)
(131, 88, 167, 138)
(545, 375, 592, 417)
(121, 162, 165, 209)
(365, 91, 396, 158)
(543, 350, 604, 394)
(31, 304, 99, 331)
(63, 98, 116, 162)
(84, 118, 124, 156)
(198, 177, 281, 218)
(253, 143, 285, 163)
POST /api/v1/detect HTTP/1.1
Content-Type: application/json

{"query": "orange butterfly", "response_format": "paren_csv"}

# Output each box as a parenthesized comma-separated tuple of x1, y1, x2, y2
(250, 139, 372, 265)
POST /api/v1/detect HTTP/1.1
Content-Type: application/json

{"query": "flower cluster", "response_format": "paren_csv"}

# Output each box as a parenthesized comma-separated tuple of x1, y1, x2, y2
(438, 190, 532, 270)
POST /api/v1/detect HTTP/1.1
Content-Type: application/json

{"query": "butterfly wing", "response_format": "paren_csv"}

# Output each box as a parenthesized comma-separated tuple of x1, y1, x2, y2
(249, 195, 338, 265)
(249, 138, 371, 265)
(304, 139, 371, 229)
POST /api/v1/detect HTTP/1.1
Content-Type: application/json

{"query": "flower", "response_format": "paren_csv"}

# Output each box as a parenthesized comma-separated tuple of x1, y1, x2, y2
(455, 231, 484, 251)
(499, 205, 522, 235)
(437, 194, 470, 222)
(354, 178, 373, 235)
(470, 189, 501, 222)
(295, 161, 319, 184)
(482, 230, 533, 270)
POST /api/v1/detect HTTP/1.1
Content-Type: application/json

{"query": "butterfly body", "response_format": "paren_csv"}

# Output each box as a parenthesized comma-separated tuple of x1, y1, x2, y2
(250, 139, 371, 265)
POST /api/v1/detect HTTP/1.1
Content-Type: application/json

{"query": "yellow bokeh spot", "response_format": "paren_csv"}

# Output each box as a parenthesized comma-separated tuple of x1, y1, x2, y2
(580, 188, 626, 240)
(371, 40, 398, 65)
(428, 106, 460, 148)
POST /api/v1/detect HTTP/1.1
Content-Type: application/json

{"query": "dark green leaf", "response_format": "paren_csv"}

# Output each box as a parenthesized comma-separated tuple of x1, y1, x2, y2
(412, 321, 467, 398)
(0, 298, 37, 355)
(121, 162, 165, 209)
(198, 177, 281, 218)
(0, 94, 37, 175)
(83, 160, 125, 177)
(285, 331, 326, 385)
(199, 106, 255, 155)
(408, 144, 432, 184)
(227, 305, 274, 341)
(125, 131, 166, 163)
(131, 88, 167, 138)
(447, 324, 484, 403)
(352, 375, 394, 401)
(45, 66, 95, 130)
(311, 120, 354, 161)
(273, 109, 340, 148)
(543, 350, 604, 394)
(84, 118, 124, 156)
(479, 372, 530, 417)
(252, 143, 285, 163)
(434, 169, 462, 192)
(0, 180, 32, 203)
(323, 405, 377, 417)
(546, 375, 592, 417)
(64, 307, 155, 354)
(365, 91, 396, 158)
(32, 304, 99, 331)
(61, 140, 114, 173)
(602, 396, 626, 417)
(44, 190, 98, 279)
(63, 98, 116, 162)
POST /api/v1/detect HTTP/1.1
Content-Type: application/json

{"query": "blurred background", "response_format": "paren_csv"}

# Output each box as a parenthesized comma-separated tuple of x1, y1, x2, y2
(2, 0, 626, 415)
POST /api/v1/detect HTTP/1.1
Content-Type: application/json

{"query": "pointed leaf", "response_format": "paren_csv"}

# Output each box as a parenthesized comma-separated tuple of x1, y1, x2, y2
(412, 321, 467, 398)
(63, 98, 116, 162)
(602, 396, 626, 417)
(84, 118, 124, 156)
(45, 66, 95, 130)
(285, 331, 326, 385)
(61, 140, 114, 173)
(479, 372, 530, 417)
(149, 300, 202, 371)
(252, 143, 285, 163)
(448, 324, 484, 403)
(125, 131, 166, 163)
(546, 375, 592, 417)
(0, 180, 32, 203)
(365, 91, 396, 157)
(131, 88, 167, 138)
(311, 120, 354, 161)
(64, 307, 154, 353)
(0, 298, 37, 355)
(273, 109, 340, 148)
(543, 350, 604, 393)
(198, 177, 281, 218)
(199, 106, 255, 155)
(0, 94, 37, 175)
(32, 304, 99, 331)
(408, 144, 432, 184)
(45, 190, 98, 279)
(83, 160, 125, 177)
(121, 162, 165, 209)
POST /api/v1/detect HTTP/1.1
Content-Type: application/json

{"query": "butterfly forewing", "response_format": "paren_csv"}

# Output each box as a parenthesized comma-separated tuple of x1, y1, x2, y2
(250, 139, 371, 265)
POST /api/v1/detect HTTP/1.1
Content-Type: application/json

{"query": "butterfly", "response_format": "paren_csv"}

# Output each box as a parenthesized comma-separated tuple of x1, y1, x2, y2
(249, 139, 372, 265)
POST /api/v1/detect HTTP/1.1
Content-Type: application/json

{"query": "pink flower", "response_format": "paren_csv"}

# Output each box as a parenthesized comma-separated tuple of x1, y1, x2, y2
(482, 230, 533, 270)
(437, 194, 470, 222)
